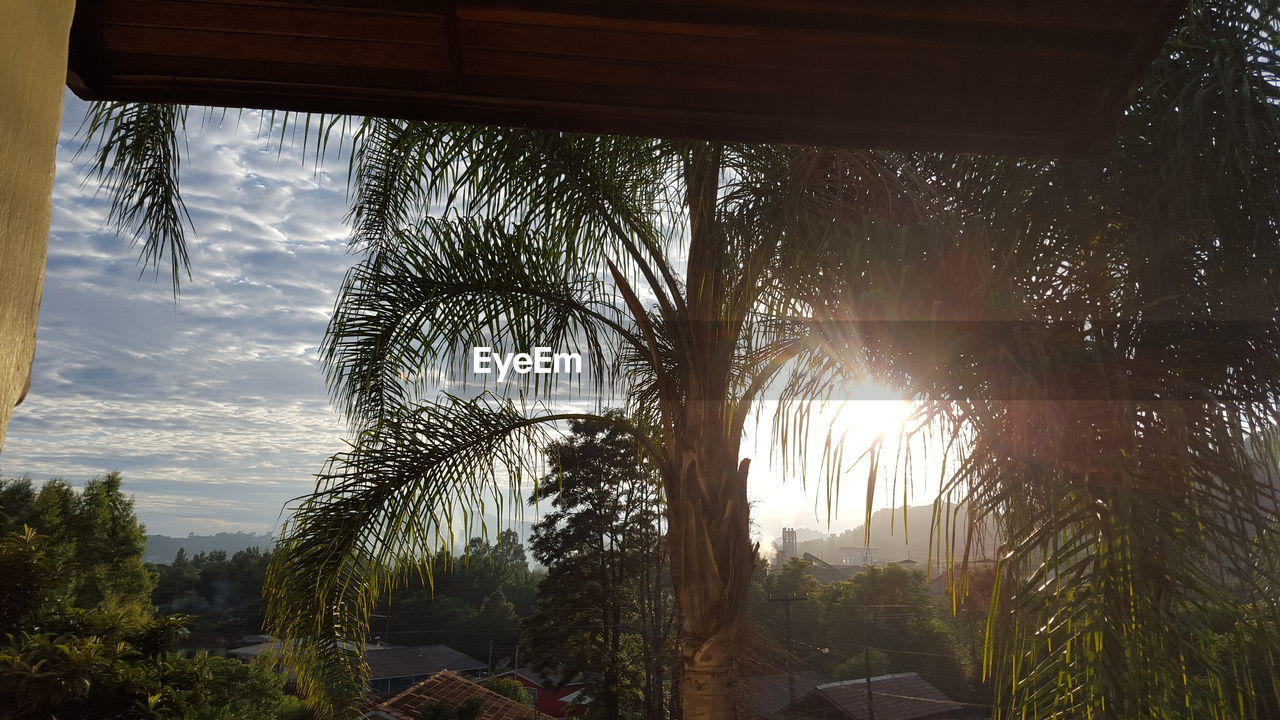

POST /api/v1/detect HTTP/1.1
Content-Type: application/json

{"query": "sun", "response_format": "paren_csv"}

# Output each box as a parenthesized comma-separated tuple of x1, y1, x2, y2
(743, 381, 923, 532)
(746, 381, 916, 483)
(822, 381, 916, 447)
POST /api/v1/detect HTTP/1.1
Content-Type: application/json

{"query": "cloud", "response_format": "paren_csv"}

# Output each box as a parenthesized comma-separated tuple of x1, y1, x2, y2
(1, 94, 352, 535)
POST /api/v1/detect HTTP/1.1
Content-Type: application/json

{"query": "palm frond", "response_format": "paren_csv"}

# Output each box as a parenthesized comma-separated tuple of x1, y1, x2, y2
(321, 216, 640, 428)
(78, 102, 192, 295)
(264, 395, 624, 712)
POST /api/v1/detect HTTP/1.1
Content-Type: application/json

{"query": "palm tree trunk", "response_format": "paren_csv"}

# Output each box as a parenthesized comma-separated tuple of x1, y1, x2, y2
(667, 429, 753, 720)
(667, 141, 755, 719)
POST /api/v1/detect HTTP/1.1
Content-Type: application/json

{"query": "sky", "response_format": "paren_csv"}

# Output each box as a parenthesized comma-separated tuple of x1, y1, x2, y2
(0, 94, 935, 544)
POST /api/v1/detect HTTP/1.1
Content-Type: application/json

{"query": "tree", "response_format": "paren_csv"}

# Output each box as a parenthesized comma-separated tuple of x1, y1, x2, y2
(81, 2, 1280, 716)
(845, 3, 1280, 715)
(0, 527, 64, 637)
(522, 415, 672, 720)
(749, 561, 972, 699)
(253, 113, 936, 718)
(379, 532, 538, 659)
(0, 474, 292, 720)
(0, 473, 153, 615)
(479, 677, 529, 704)
(150, 546, 275, 641)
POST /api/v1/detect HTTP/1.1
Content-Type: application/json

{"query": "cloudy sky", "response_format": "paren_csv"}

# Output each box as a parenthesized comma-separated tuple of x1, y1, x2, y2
(1, 93, 931, 543)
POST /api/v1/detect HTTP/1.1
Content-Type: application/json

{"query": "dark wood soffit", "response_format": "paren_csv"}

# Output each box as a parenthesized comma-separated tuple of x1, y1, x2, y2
(66, 0, 1187, 157)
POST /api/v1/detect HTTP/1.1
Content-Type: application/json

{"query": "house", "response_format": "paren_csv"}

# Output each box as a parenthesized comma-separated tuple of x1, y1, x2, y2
(367, 671, 552, 720)
(779, 673, 965, 720)
(740, 670, 832, 718)
(493, 667, 588, 718)
(228, 640, 486, 694)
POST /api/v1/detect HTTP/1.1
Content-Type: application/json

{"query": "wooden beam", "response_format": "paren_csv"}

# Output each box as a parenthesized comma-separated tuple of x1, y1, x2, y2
(66, 0, 1187, 157)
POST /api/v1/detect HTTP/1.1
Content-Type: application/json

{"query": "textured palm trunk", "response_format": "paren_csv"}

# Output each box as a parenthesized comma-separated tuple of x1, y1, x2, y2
(667, 141, 755, 719)
(667, 427, 753, 719)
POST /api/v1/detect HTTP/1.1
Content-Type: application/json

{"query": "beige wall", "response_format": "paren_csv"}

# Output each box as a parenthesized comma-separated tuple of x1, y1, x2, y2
(0, 0, 75, 451)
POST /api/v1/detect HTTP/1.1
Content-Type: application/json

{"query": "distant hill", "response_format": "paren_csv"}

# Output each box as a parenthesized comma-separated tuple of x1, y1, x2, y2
(774, 503, 999, 570)
(144, 515, 539, 565)
(145, 532, 275, 563)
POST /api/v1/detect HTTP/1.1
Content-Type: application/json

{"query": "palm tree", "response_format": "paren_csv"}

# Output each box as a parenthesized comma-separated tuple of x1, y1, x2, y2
(257, 130, 932, 717)
(843, 2, 1280, 715)
(78, 1, 1280, 717)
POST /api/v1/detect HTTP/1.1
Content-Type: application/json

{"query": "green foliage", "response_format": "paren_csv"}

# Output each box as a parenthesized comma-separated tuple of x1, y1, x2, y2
(0, 630, 286, 720)
(0, 473, 293, 720)
(523, 415, 673, 720)
(0, 473, 153, 616)
(0, 527, 63, 637)
(830, 649, 890, 682)
(381, 530, 538, 661)
(752, 561, 974, 700)
(277, 696, 320, 720)
(185, 655, 287, 720)
(415, 698, 484, 720)
(151, 546, 273, 640)
(480, 676, 530, 703)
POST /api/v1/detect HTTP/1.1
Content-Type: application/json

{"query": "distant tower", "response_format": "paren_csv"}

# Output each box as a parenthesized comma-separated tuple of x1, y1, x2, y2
(781, 527, 798, 562)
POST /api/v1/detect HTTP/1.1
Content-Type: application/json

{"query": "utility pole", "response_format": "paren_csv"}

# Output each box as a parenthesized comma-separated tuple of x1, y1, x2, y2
(769, 594, 808, 706)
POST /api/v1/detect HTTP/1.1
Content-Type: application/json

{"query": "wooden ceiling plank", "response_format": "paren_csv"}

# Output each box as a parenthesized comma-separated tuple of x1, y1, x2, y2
(83, 73, 1074, 155)
(98, 0, 447, 44)
(456, 0, 1165, 32)
(98, 25, 450, 72)
(103, 53, 457, 93)
(455, 20, 1128, 74)
(458, 0, 1162, 38)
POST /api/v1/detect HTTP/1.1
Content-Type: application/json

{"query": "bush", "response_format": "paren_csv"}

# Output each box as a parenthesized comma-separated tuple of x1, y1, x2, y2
(481, 676, 531, 703)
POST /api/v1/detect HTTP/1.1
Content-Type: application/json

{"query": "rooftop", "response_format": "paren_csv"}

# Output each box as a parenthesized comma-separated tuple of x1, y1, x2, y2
(370, 671, 552, 720)
(227, 640, 486, 680)
(788, 672, 965, 720)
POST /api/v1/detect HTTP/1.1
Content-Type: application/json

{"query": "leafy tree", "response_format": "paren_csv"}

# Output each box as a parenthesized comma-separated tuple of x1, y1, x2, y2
(749, 561, 971, 698)
(480, 677, 530, 704)
(753, 558, 822, 648)
(0, 527, 63, 637)
(186, 655, 289, 720)
(816, 566, 965, 697)
(0, 474, 293, 720)
(435, 531, 535, 611)
(830, 648, 890, 682)
(151, 546, 274, 641)
(67, 472, 153, 609)
(463, 591, 520, 664)
(378, 531, 538, 659)
(0, 627, 287, 720)
(523, 416, 672, 720)
(0, 473, 153, 617)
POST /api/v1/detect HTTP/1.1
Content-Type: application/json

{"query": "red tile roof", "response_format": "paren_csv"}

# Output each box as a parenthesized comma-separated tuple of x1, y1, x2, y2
(371, 671, 552, 720)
